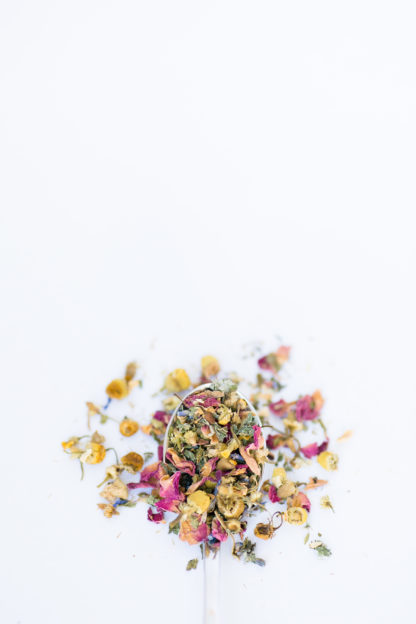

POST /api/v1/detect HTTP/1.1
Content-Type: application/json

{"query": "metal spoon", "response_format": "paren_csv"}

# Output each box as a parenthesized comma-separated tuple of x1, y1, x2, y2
(163, 382, 263, 624)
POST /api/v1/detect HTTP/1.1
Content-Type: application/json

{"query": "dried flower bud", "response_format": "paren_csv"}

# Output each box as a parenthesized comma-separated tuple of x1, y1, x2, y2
(81, 442, 106, 464)
(124, 361, 138, 381)
(164, 369, 191, 392)
(119, 418, 139, 437)
(317, 451, 339, 471)
(201, 356, 220, 378)
(121, 452, 144, 473)
(226, 519, 242, 533)
(106, 378, 129, 400)
(162, 395, 181, 412)
(254, 522, 275, 540)
(277, 480, 296, 499)
(216, 495, 245, 519)
(187, 490, 211, 514)
(286, 506, 308, 525)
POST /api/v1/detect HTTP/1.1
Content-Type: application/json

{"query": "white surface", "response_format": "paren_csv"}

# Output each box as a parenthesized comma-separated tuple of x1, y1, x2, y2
(1, 2, 415, 623)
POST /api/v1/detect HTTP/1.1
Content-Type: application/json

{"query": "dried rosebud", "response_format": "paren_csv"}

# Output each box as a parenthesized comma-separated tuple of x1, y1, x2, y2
(106, 378, 129, 400)
(201, 356, 220, 378)
(121, 452, 143, 473)
(286, 506, 308, 525)
(119, 417, 139, 437)
(317, 451, 339, 471)
(164, 369, 191, 392)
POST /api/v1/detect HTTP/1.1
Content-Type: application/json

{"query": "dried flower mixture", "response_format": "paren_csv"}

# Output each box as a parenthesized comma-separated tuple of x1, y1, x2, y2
(62, 348, 345, 568)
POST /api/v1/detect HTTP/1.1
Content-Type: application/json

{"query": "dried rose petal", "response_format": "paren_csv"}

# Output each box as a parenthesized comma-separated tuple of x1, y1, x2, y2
(211, 518, 228, 542)
(147, 507, 164, 523)
(269, 399, 288, 417)
(268, 485, 281, 503)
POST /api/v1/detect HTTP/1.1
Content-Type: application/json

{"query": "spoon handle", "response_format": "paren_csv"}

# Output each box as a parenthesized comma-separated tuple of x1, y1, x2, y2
(203, 548, 220, 624)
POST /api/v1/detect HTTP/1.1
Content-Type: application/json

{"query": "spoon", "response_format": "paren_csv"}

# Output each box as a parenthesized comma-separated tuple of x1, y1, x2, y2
(163, 382, 263, 624)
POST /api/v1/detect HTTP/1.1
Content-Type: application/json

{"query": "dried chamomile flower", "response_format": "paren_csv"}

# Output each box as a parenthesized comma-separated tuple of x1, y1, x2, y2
(164, 369, 191, 392)
(271, 467, 287, 488)
(320, 495, 334, 512)
(254, 522, 276, 540)
(271, 467, 296, 498)
(317, 451, 339, 471)
(283, 414, 304, 433)
(217, 406, 232, 425)
(277, 481, 296, 499)
(106, 378, 129, 400)
(286, 507, 308, 526)
(226, 519, 242, 533)
(187, 491, 211, 514)
(217, 495, 245, 519)
(119, 417, 139, 437)
(121, 452, 143, 473)
(64, 342, 341, 569)
(100, 478, 129, 503)
(81, 442, 106, 464)
(201, 356, 220, 378)
(163, 395, 181, 412)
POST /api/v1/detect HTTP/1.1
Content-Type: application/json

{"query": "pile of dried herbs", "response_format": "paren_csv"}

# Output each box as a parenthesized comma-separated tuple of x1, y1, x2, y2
(62, 347, 346, 568)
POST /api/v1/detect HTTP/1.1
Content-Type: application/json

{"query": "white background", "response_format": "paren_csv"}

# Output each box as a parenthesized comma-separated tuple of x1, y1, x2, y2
(1, 1, 415, 623)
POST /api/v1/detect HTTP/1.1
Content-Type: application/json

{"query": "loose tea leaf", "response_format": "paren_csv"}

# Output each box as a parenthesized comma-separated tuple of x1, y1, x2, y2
(186, 558, 199, 571)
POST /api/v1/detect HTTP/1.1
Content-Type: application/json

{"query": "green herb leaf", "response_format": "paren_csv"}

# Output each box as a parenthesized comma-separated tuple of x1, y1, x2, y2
(186, 558, 199, 571)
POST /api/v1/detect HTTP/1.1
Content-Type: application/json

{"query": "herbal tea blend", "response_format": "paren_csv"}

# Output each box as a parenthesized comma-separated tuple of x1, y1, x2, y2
(62, 346, 345, 568)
